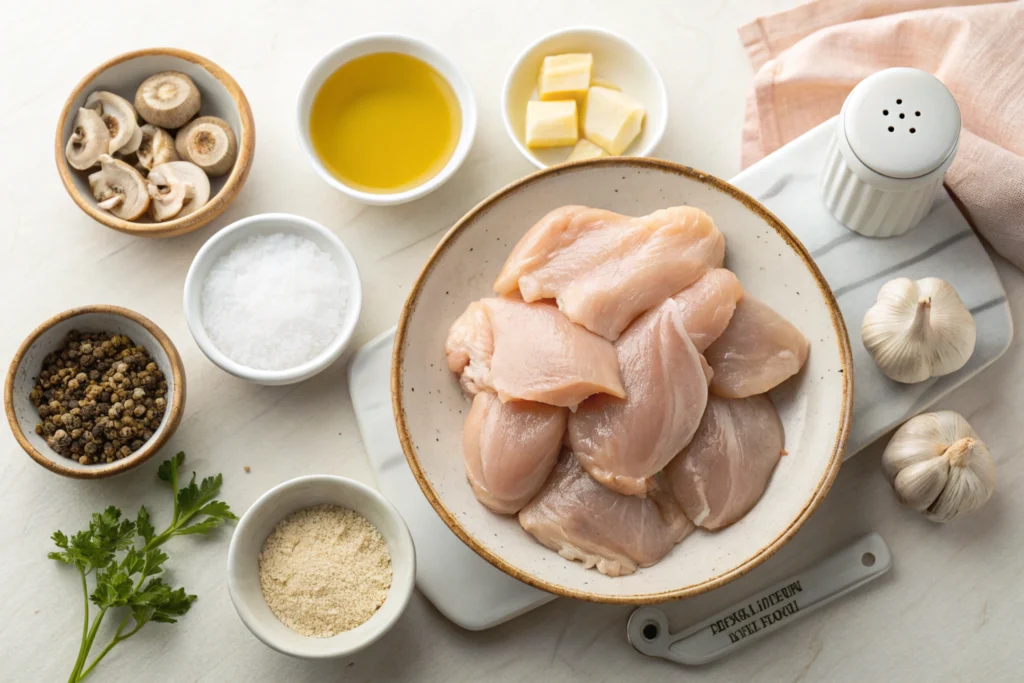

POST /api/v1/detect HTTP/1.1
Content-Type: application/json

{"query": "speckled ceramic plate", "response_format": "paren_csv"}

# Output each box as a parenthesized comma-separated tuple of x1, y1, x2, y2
(392, 158, 853, 604)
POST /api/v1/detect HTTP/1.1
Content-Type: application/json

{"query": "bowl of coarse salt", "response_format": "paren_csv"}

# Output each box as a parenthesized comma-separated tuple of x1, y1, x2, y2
(183, 213, 362, 385)
(227, 475, 415, 659)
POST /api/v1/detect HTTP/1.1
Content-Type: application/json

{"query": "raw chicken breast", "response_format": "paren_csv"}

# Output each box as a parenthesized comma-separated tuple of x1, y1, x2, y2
(450, 297, 624, 408)
(704, 294, 810, 398)
(493, 205, 607, 296)
(672, 269, 743, 352)
(519, 454, 693, 577)
(445, 301, 493, 395)
(494, 205, 725, 340)
(569, 298, 708, 496)
(665, 394, 785, 530)
(463, 392, 568, 514)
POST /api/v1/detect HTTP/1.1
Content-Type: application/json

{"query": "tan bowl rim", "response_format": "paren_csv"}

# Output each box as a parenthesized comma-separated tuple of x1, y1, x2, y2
(4, 305, 187, 479)
(391, 156, 854, 604)
(55, 47, 256, 239)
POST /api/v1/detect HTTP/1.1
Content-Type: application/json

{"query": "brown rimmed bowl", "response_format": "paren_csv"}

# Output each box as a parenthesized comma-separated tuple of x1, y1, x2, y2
(5, 305, 186, 479)
(392, 157, 853, 604)
(55, 48, 256, 238)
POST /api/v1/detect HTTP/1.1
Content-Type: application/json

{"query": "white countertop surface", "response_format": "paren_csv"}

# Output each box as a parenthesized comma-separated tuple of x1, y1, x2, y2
(2, 1, 1022, 681)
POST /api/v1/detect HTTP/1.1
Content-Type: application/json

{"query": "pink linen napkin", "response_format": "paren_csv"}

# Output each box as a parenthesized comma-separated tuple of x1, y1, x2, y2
(738, 0, 1024, 269)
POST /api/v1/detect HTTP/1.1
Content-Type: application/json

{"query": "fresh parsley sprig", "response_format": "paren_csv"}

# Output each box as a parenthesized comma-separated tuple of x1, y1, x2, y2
(49, 452, 237, 682)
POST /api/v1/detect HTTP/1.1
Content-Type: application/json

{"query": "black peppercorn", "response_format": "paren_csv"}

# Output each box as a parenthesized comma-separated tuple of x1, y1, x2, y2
(30, 330, 168, 464)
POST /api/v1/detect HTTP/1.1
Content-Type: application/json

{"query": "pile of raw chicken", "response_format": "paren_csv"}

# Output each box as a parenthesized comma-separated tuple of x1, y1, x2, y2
(445, 205, 810, 577)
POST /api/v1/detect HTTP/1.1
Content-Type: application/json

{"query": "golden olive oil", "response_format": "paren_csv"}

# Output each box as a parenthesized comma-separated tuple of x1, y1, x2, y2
(309, 52, 461, 193)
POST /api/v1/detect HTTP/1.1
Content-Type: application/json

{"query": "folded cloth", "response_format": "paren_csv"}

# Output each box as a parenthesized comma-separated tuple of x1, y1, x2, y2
(738, 0, 1024, 270)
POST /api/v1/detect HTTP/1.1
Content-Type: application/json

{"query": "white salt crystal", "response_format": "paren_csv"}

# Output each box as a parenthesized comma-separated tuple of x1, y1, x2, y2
(201, 233, 349, 371)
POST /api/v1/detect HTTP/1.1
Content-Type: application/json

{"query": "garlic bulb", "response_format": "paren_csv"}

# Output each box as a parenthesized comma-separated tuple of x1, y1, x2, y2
(882, 411, 995, 522)
(862, 277, 976, 383)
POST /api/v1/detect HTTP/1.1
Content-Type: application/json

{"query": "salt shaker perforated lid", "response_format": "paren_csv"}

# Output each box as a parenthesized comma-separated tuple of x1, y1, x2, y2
(821, 67, 961, 238)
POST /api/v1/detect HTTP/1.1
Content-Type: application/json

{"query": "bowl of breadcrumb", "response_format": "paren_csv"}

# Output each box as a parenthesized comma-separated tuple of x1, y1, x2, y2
(227, 475, 415, 659)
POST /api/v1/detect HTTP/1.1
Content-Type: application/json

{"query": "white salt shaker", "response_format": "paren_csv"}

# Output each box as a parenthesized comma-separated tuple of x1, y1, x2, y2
(821, 67, 961, 238)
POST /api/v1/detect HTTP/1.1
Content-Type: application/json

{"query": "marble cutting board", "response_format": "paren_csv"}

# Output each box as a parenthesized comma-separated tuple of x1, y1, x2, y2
(347, 117, 1012, 630)
(731, 118, 1012, 456)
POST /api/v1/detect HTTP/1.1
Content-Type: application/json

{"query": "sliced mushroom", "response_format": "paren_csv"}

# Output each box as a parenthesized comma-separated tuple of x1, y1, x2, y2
(136, 124, 179, 172)
(84, 91, 139, 155)
(175, 116, 237, 177)
(88, 155, 150, 220)
(135, 72, 201, 129)
(147, 161, 210, 222)
(119, 119, 144, 155)
(65, 107, 111, 170)
(147, 169, 190, 221)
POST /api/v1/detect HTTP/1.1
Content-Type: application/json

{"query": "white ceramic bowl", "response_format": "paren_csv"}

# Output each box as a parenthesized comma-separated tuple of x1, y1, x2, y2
(296, 34, 477, 206)
(227, 475, 416, 659)
(393, 158, 853, 603)
(4, 305, 186, 479)
(183, 213, 362, 385)
(503, 27, 668, 169)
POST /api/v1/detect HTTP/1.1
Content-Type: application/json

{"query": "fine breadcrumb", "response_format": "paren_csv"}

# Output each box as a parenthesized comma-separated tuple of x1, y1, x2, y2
(258, 505, 392, 637)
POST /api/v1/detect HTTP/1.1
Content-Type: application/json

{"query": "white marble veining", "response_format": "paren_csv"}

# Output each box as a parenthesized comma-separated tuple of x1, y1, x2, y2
(732, 120, 1012, 455)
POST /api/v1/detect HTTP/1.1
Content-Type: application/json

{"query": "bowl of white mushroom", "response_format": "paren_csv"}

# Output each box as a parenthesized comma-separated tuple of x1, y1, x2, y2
(55, 48, 256, 238)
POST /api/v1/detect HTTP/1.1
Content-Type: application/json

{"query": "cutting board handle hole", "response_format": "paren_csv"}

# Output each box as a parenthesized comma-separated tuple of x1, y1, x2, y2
(861, 552, 876, 567)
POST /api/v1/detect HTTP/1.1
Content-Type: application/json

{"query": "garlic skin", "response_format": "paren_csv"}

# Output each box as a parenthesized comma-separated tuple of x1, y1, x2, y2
(882, 411, 995, 522)
(862, 277, 976, 384)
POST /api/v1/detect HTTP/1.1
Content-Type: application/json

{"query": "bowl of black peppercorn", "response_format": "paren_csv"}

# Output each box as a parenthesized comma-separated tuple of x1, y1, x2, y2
(4, 305, 186, 479)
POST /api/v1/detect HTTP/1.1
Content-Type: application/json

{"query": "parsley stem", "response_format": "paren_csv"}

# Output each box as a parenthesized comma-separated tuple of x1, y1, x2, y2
(70, 608, 108, 682)
(77, 613, 134, 681)
(169, 459, 180, 523)
(67, 569, 90, 683)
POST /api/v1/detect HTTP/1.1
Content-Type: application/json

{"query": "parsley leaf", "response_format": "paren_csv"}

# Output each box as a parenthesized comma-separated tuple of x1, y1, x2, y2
(156, 452, 185, 483)
(136, 506, 155, 545)
(175, 517, 228, 536)
(49, 507, 136, 573)
(91, 566, 134, 609)
(131, 579, 196, 625)
(120, 547, 146, 576)
(177, 472, 225, 520)
(198, 499, 236, 521)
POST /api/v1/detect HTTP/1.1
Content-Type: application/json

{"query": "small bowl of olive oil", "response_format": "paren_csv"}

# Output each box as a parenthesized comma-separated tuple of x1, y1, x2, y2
(298, 34, 477, 205)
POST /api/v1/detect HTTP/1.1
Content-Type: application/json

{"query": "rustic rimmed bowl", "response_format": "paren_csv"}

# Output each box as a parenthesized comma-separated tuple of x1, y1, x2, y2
(4, 305, 186, 479)
(392, 157, 853, 604)
(56, 47, 256, 238)
(227, 475, 416, 659)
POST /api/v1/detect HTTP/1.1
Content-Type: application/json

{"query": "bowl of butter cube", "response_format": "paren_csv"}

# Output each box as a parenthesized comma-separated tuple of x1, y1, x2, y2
(502, 26, 668, 169)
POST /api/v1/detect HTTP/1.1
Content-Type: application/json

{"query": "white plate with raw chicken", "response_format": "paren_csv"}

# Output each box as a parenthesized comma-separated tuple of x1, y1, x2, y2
(393, 158, 852, 603)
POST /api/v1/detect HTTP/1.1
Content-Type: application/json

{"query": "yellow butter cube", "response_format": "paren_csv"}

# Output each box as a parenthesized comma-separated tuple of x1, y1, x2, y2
(590, 77, 621, 91)
(525, 100, 578, 149)
(566, 138, 608, 162)
(538, 53, 593, 101)
(583, 86, 645, 155)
